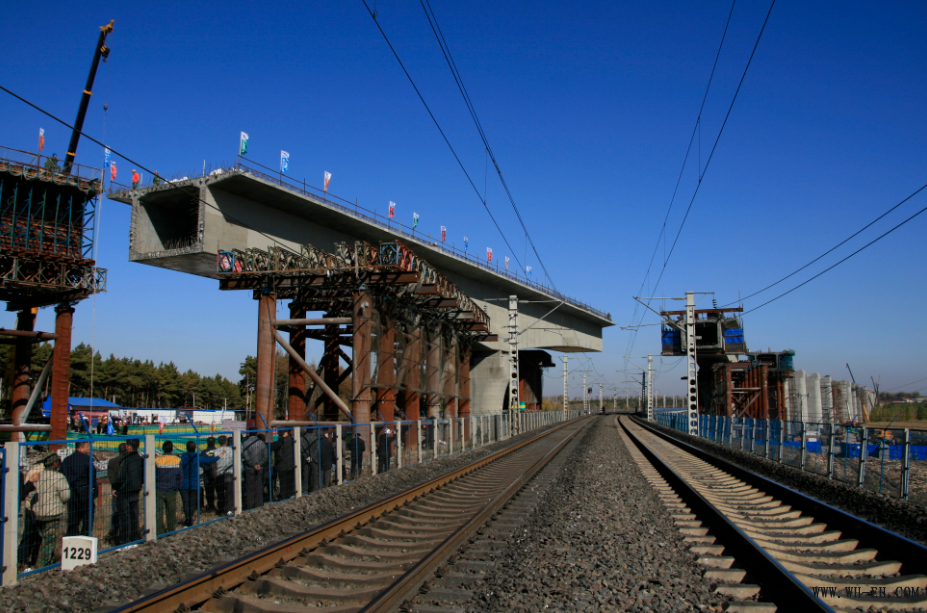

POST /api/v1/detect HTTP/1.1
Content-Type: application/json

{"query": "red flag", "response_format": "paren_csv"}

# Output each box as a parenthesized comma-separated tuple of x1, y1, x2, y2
(38, 128, 45, 152)
(110, 161, 117, 181)
(389, 201, 395, 218)
(441, 226, 446, 242)
(487, 247, 493, 262)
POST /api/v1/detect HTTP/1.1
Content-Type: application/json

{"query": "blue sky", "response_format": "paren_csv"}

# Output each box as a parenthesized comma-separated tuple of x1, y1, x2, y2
(2, 1, 925, 399)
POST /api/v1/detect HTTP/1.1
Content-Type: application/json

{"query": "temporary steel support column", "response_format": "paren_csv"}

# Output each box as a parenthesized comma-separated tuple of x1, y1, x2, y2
(50, 304, 74, 442)
(459, 343, 471, 438)
(685, 291, 699, 435)
(11, 308, 36, 425)
(320, 323, 342, 420)
(255, 291, 276, 426)
(425, 324, 442, 419)
(376, 314, 396, 422)
(288, 302, 306, 418)
(405, 325, 422, 422)
(352, 289, 373, 425)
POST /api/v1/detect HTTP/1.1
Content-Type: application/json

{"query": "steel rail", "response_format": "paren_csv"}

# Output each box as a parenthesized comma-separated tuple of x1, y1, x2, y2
(619, 416, 834, 612)
(106, 418, 589, 613)
(361, 416, 593, 612)
(633, 415, 927, 576)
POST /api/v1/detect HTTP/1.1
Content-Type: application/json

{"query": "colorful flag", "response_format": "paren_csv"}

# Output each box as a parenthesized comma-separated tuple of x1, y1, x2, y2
(110, 161, 117, 181)
(505, 256, 510, 270)
(324, 171, 331, 192)
(389, 201, 396, 218)
(413, 212, 419, 229)
(487, 247, 493, 262)
(441, 226, 446, 242)
(280, 150, 290, 174)
(239, 132, 249, 155)
(103, 147, 111, 168)
(38, 128, 45, 152)
(463, 236, 468, 252)
(526, 266, 533, 278)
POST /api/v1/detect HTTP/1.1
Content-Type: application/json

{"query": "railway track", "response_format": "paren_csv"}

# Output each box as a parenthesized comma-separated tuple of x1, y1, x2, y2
(619, 415, 927, 612)
(106, 417, 592, 613)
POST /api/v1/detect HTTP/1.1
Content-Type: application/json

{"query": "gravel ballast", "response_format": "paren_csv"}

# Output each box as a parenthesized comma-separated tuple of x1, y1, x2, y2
(646, 418, 927, 545)
(450, 416, 731, 612)
(0, 426, 553, 613)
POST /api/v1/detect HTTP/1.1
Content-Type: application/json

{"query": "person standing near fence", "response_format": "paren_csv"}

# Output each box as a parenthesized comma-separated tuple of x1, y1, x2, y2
(114, 439, 144, 545)
(61, 441, 98, 537)
(377, 427, 395, 474)
(201, 437, 218, 514)
(155, 441, 182, 534)
(180, 440, 219, 526)
(28, 454, 71, 568)
(271, 430, 295, 499)
(214, 435, 234, 515)
(346, 431, 365, 480)
(107, 443, 127, 543)
(241, 433, 267, 510)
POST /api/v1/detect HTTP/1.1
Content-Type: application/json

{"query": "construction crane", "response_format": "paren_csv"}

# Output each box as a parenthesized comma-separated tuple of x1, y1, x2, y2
(62, 19, 114, 174)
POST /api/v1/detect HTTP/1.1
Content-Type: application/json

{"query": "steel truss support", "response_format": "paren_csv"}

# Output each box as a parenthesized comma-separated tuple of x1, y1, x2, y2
(685, 291, 699, 435)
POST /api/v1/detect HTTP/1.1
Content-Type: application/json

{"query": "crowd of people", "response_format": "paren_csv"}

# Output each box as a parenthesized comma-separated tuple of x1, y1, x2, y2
(15, 425, 429, 572)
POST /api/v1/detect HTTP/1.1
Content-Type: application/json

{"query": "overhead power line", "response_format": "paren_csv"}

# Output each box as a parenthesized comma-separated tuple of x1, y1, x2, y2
(726, 181, 927, 308)
(624, 0, 776, 358)
(359, 0, 524, 272)
(744, 185, 927, 314)
(418, 0, 555, 288)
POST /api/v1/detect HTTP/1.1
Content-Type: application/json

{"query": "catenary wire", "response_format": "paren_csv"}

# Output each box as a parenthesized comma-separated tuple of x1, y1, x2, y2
(359, 0, 524, 272)
(723, 181, 927, 308)
(743, 193, 927, 314)
(418, 0, 556, 288)
(625, 0, 776, 360)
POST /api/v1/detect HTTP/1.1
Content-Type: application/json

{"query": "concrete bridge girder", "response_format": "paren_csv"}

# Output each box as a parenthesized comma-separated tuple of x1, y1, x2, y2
(112, 169, 612, 417)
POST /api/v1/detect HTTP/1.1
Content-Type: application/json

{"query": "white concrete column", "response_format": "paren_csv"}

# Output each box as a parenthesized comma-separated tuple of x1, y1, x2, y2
(293, 427, 302, 498)
(395, 420, 402, 468)
(144, 434, 156, 541)
(335, 424, 343, 484)
(233, 430, 243, 516)
(2, 442, 20, 586)
(807, 373, 822, 424)
(371, 423, 377, 475)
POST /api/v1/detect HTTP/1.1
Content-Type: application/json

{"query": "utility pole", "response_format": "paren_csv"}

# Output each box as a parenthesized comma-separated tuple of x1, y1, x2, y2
(508, 295, 520, 430)
(598, 383, 603, 413)
(647, 355, 654, 422)
(582, 374, 588, 414)
(562, 356, 569, 413)
(685, 291, 699, 435)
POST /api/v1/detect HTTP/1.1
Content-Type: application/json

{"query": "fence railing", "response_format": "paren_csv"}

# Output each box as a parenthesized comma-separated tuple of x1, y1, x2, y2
(0, 410, 585, 585)
(654, 412, 927, 506)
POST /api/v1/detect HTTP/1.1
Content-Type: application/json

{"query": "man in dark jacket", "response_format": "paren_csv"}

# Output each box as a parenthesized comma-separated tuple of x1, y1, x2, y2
(180, 440, 219, 525)
(301, 429, 333, 492)
(114, 439, 144, 545)
(319, 430, 336, 488)
(377, 427, 395, 474)
(61, 441, 98, 536)
(201, 437, 218, 513)
(241, 433, 267, 510)
(107, 443, 126, 542)
(346, 431, 366, 480)
(271, 430, 295, 499)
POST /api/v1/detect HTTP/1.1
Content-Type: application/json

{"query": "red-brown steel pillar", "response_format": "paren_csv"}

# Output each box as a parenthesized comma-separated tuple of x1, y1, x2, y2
(317, 324, 341, 421)
(352, 289, 373, 426)
(288, 302, 306, 419)
(459, 342, 471, 438)
(425, 326, 442, 419)
(50, 305, 73, 442)
(11, 308, 36, 424)
(443, 333, 458, 419)
(255, 292, 276, 427)
(376, 315, 396, 422)
(405, 326, 422, 421)
(725, 365, 733, 417)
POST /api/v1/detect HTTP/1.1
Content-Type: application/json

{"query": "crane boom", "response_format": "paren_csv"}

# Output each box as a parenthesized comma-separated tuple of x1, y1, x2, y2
(62, 20, 113, 174)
